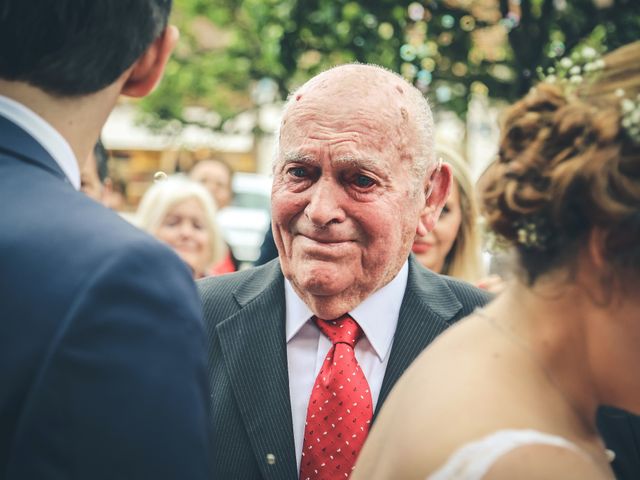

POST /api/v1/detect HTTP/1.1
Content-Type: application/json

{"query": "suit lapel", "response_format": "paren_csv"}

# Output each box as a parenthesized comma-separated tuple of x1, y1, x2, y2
(215, 263, 298, 480)
(375, 258, 463, 417)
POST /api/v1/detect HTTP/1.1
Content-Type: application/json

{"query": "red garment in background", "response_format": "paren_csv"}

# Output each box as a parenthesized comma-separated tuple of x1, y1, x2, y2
(210, 251, 237, 276)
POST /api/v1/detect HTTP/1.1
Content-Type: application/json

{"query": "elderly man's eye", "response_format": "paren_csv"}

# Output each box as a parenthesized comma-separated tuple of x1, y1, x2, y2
(354, 175, 375, 188)
(288, 167, 307, 178)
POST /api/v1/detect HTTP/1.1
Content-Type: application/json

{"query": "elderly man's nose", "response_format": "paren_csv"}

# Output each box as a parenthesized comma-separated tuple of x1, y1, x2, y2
(304, 180, 345, 226)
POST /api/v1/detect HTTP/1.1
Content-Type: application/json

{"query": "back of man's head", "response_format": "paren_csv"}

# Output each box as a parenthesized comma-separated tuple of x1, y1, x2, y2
(0, 0, 172, 97)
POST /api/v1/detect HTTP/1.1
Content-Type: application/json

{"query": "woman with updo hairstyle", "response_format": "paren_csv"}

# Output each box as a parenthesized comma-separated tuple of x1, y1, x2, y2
(353, 41, 640, 480)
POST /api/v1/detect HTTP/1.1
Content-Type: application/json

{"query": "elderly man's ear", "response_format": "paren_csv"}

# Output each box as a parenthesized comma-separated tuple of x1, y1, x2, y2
(416, 162, 452, 236)
(120, 25, 179, 98)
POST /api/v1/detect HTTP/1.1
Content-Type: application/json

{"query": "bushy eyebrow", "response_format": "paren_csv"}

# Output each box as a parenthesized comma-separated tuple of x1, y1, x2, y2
(282, 152, 315, 166)
(332, 155, 382, 172)
(282, 152, 383, 171)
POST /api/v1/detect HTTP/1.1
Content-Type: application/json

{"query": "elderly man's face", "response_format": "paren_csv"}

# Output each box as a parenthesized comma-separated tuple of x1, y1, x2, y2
(272, 85, 436, 319)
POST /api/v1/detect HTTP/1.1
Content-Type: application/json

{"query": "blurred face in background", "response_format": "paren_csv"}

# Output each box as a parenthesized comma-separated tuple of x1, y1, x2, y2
(154, 197, 212, 278)
(412, 180, 462, 274)
(80, 152, 104, 202)
(190, 160, 233, 210)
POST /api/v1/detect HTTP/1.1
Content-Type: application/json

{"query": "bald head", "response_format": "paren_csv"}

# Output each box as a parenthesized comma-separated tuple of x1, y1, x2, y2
(280, 64, 435, 183)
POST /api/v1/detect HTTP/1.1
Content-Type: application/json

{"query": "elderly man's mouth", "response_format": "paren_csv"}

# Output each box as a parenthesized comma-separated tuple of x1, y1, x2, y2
(295, 234, 356, 255)
(298, 233, 354, 245)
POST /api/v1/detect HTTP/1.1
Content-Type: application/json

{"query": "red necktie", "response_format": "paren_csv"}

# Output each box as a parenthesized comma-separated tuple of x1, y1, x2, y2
(299, 315, 373, 480)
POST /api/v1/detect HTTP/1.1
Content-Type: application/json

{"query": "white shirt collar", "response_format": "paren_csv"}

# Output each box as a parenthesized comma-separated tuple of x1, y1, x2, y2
(285, 260, 409, 362)
(0, 94, 80, 189)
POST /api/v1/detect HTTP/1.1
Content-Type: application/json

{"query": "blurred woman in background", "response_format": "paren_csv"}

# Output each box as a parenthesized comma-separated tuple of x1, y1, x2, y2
(412, 146, 483, 282)
(136, 175, 224, 279)
(412, 146, 501, 291)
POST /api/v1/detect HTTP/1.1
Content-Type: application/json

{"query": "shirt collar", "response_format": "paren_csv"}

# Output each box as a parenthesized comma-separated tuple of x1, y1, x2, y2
(285, 260, 409, 362)
(0, 94, 80, 189)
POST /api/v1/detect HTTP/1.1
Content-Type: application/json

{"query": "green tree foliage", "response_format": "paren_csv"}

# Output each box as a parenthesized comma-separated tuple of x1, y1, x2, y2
(140, 0, 640, 128)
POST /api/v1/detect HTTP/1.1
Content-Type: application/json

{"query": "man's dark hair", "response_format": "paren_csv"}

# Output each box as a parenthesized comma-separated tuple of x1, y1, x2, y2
(0, 0, 172, 96)
(93, 139, 109, 183)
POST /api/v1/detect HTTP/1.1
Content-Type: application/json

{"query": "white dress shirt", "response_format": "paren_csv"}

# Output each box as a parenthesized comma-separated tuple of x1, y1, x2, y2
(285, 261, 409, 472)
(0, 94, 79, 189)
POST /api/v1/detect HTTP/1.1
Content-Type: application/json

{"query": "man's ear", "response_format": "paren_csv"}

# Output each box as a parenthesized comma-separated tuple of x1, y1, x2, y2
(416, 162, 452, 237)
(121, 25, 179, 98)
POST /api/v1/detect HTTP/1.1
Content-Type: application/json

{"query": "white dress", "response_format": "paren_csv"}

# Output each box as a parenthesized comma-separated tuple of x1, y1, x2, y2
(427, 429, 588, 480)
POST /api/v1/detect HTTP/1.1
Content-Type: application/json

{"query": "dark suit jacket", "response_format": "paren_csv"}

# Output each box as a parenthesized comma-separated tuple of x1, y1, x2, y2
(199, 257, 491, 479)
(598, 407, 640, 479)
(0, 115, 212, 479)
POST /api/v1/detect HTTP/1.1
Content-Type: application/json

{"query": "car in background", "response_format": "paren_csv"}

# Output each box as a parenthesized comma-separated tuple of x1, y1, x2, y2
(216, 172, 272, 267)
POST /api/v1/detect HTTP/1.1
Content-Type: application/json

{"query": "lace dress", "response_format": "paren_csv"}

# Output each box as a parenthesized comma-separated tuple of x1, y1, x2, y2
(427, 429, 589, 480)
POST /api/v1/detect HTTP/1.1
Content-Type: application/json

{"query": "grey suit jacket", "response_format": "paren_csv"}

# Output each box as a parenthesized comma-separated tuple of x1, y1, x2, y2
(198, 257, 490, 480)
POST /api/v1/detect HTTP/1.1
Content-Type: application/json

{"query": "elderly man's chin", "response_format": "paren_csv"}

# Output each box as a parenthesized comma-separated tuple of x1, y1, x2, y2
(285, 257, 361, 298)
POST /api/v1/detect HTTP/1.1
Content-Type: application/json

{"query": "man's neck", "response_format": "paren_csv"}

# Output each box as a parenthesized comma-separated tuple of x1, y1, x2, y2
(0, 79, 120, 168)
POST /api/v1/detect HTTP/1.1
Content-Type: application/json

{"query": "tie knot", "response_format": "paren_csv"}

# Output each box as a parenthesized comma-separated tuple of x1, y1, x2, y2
(314, 314, 363, 348)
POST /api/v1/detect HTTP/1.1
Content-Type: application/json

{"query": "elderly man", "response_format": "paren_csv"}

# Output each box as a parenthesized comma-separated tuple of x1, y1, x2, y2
(0, 1, 210, 478)
(199, 64, 490, 480)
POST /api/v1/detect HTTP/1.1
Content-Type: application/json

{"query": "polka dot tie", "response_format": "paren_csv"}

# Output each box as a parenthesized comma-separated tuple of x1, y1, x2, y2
(299, 315, 373, 480)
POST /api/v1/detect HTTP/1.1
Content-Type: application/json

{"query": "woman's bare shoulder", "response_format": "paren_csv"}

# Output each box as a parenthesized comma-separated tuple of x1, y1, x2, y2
(354, 316, 523, 479)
